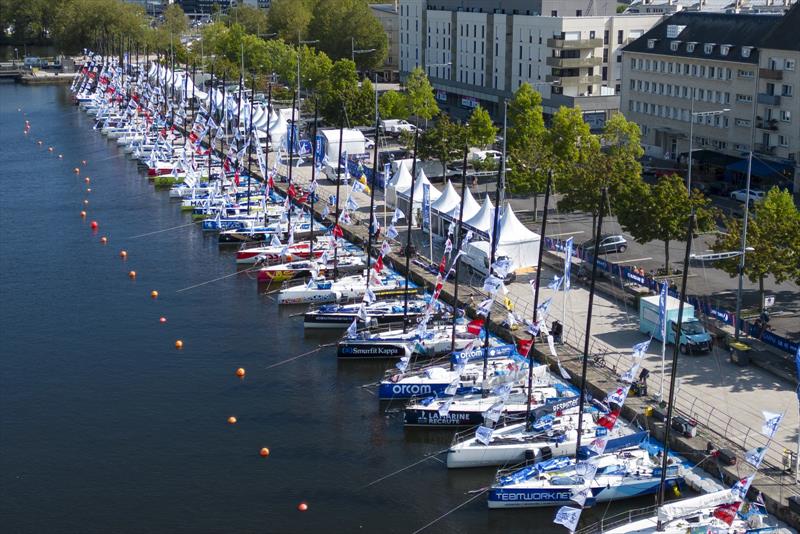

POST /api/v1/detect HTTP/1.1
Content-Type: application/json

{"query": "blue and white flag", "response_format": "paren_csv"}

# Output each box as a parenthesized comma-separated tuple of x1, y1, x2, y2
(346, 319, 358, 338)
(386, 224, 399, 240)
(270, 234, 281, 247)
(383, 163, 391, 188)
(352, 180, 366, 194)
(745, 446, 767, 468)
(492, 258, 512, 279)
(570, 487, 591, 507)
(475, 425, 494, 445)
(538, 298, 553, 318)
(362, 286, 376, 304)
(632, 339, 651, 359)
(554, 506, 582, 532)
(444, 380, 459, 395)
(761, 411, 783, 439)
(422, 183, 431, 231)
(492, 383, 512, 400)
(659, 281, 668, 341)
(476, 298, 494, 317)
(484, 401, 505, 424)
(391, 208, 404, 224)
(438, 398, 453, 417)
(483, 275, 503, 295)
(548, 275, 563, 290)
(396, 355, 410, 373)
(357, 304, 368, 321)
(563, 237, 574, 291)
(795, 344, 800, 401)
(321, 204, 330, 218)
(620, 361, 641, 384)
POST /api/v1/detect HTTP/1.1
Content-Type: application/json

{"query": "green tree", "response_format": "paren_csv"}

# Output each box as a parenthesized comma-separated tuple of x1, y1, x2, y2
(52, 0, 148, 54)
(467, 105, 497, 149)
(404, 66, 439, 121)
(161, 3, 188, 37)
(378, 90, 407, 119)
(618, 174, 715, 273)
(505, 83, 549, 220)
(712, 187, 800, 310)
(224, 4, 269, 36)
(415, 115, 468, 179)
(347, 78, 377, 126)
(317, 58, 360, 123)
(267, 0, 315, 43)
(308, 0, 388, 70)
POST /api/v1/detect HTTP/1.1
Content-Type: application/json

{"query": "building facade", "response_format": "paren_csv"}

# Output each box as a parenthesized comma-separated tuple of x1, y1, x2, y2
(621, 5, 799, 191)
(399, 0, 663, 126)
(370, 3, 401, 82)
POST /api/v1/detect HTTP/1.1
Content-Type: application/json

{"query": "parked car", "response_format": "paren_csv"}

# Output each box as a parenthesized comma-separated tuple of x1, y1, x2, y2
(730, 189, 765, 203)
(581, 234, 628, 255)
(364, 138, 375, 150)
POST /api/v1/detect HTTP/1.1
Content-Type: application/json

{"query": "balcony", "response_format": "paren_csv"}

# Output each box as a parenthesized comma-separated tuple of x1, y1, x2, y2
(759, 68, 783, 80)
(546, 56, 603, 69)
(756, 118, 779, 131)
(757, 93, 781, 105)
(546, 74, 602, 85)
(755, 143, 777, 155)
(547, 38, 604, 50)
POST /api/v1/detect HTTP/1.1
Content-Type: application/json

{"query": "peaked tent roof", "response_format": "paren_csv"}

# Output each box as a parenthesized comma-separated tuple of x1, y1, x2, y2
(404, 168, 442, 202)
(497, 204, 540, 245)
(463, 194, 495, 234)
(388, 161, 412, 191)
(431, 180, 461, 213)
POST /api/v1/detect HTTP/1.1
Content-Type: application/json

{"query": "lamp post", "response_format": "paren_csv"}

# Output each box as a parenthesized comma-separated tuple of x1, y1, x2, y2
(297, 34, 319, 100)
(685, 99, 730, 193)
(351, 37, 376, 66)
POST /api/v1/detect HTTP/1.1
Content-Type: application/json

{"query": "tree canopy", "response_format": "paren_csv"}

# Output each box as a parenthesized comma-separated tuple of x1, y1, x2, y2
(712, 187, 800, 309)
(505, 83, 549, 202)
(467, 106, 497, 149)
(404, 67, 439, 120)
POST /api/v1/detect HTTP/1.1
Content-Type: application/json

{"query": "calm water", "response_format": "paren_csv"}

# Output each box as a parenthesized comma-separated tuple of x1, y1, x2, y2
(0, 83, 651, 533)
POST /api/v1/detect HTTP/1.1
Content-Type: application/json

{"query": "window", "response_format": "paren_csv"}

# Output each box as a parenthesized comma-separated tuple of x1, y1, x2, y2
(576, 9, 582, 16)
(691, 65, 698, 76)
(687, 42, 696, 53)
(684, 64, 690, 75)
(604, 48, 609, 62)
(630, 57, 636, 69)
(637, 80, 642, 91)
(741, 46, 752, 58)
(617, 54, 622, 63)
(551, 10, 558, 17)
(698, 88, 705, 100)
(724, 92, 730, 104)
(709, 66, 715, 78)
(700, 65, 706, 77)
(735, 118, 751, 127)
(630, 79, 635, 90)
(737, 94, 753, 103)
(704, 43, 714, 54)
(590, 31, 596, 39)
(781, 110, 792, 122)
(647, 38, 655, 49)
(782, 84, 793, 97)
(671, 41, 680, 51)
(786, 59, 796, 71)
(619, 31, 624, 45)
(738, 69, 754, 78)
(721, 45, 730, 56)
(779, 135, 789, 147)
(604, 30, 609, 45)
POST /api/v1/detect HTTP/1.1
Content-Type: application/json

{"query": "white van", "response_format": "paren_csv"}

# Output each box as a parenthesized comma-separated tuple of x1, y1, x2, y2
(460, 241, 516, 283)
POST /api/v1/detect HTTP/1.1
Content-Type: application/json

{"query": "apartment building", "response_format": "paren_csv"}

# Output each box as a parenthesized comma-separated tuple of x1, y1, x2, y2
(621, 4, 799, 191)
(399, 0, 663, 126)
(370, 3, 401, 81)
(625, 0, 795, 15)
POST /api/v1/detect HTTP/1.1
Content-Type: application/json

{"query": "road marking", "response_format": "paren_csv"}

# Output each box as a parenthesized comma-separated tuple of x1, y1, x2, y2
(546, 230, 584, 237)
(615, 257, 652, 264)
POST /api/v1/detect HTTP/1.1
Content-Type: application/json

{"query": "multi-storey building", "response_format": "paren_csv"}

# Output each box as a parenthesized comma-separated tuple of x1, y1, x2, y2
(625, 0, 795, 15)
(370, 3, 401, 81)
(621, 4, 799, 191)
(399, 0, 663, 126)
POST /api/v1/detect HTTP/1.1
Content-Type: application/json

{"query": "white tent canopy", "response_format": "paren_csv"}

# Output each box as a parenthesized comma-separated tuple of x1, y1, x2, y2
(463, 194, 495, 235)
(430, 180, 461, 235)
(387, 161, 412, 207)
(396, 168, 441, 224)
(495, 204, 541, 270)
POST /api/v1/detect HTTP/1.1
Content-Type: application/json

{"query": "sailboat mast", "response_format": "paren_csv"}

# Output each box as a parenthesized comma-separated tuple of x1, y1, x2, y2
(481, 101, 507, 397)
(309, 100, 318, 259)
(247, 74, 255, 213)
(574, 187, 608, 456)
(449, 145, 469, 355)
(656, 212, 696, 527)
(524, 170, 553, 430)
(287, 90, 297, 233)
(365, 85, 381, 287)
(332, 109, 346, 282)
(207, 65, 214, 182)
(402, 127, 420, 333)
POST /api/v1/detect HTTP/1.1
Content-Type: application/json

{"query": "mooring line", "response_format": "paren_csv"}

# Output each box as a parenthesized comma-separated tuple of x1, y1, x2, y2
(176, 267, 258, 293)
(127, 221, 200, 239)
(262, 346, 324, 370)
(410, 488, 488, 534)
(359, 448, 450, 490)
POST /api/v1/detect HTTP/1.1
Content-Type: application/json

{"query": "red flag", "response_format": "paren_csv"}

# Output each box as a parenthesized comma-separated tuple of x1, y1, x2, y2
(234, 170, 240, 186)
(713, 502, 741, 525)
(224, 158, 231, 172)
(597, 408, 621, 430)
(267, 175, 275, 189)
(287, 184, 296, 198)
(438, 256, 447, 275)
(467, 319, 485, 335)
(373, 255, 384, 273)
(517, 338, 534, 356)
(297, 193, 308, 204)
(332, 225, 344, 239)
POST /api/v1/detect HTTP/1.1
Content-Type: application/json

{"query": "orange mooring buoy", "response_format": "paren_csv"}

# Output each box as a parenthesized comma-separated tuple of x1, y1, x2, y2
(175, 340, 184, 349)
(128, 271, 136, 279)
(297, 502, 309, 512)
(90, 221, 98, 230)
(120, 250, 128, 258)
(80, 211, 87, 218)
(260, 447, 270, 457)
(227, 416, 237, 424)
(48, 147, 53, 152)
(100, 236, 108, 244)
(236, 368, 246, 378)
(150, 290, 159, 299)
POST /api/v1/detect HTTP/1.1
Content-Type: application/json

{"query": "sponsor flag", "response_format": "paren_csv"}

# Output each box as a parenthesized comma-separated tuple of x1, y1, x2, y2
(346, 319, 358, 338)
(570, 487, 591, 507)
(563, 237, 574, 291)
(744, 446, 767, 469)
(761, 411, 783, 439)
(386, 224, 399, 240)
(483, 401, 504, 423)
(391, 208, 404, 224)
(483, 275, 503, 294)
(554, 506, 582, 532)
(438, 399, 453, 417)
(475, 425, 494, 445)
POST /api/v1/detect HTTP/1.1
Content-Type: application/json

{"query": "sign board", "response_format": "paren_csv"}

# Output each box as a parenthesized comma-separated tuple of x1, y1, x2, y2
(435, 90, 447, 102)
(422, 183, 431, 231)
(764, 295, 775, 308)
(461, 96, 478, 108)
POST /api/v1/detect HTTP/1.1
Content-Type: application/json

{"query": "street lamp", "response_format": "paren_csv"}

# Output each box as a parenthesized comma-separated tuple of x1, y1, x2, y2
(685, 102, 730, 193)
(351, 37, 376, 64)
(297, 34, 319, 99)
